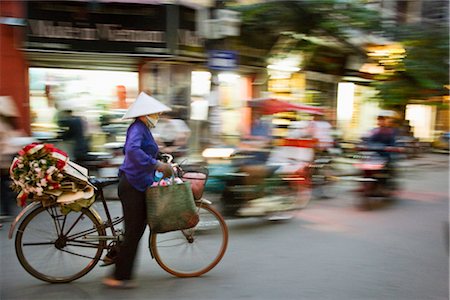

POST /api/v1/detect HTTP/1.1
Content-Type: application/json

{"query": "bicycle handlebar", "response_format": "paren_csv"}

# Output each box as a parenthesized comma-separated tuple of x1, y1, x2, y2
(160, 153, 174, 164)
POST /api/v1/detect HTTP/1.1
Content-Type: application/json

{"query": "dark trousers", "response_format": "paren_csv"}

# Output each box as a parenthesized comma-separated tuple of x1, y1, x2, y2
(1, 169, 12, 216)
(114, 174, 148, 280)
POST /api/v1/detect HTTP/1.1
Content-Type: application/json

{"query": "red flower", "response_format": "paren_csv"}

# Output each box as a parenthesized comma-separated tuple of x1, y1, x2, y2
(56, 160, 66, 170)
(22, 143, 39, 153)
(19, 191, 28, 207)
(50, 183, 61, 190)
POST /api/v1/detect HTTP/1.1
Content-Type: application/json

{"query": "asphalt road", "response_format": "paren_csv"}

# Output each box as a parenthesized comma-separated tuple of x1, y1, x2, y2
(1, 153, 448, 300)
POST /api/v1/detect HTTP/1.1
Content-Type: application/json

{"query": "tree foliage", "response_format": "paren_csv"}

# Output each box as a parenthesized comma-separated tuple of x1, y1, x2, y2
(233, 0, 449, 107)
(235, 0, 383, 49)
(372, 23, 449, 106)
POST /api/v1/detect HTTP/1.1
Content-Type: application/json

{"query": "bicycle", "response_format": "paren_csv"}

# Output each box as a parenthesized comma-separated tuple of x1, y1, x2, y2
(8, 155, 229, 283)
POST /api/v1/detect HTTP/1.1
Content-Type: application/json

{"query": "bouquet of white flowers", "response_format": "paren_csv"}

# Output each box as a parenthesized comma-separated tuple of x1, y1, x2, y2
(9, 143, 95, 211)
(10, 143, 68, 206)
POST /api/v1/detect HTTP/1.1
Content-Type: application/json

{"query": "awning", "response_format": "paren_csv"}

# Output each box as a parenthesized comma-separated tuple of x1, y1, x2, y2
(248, 98, 324, 115)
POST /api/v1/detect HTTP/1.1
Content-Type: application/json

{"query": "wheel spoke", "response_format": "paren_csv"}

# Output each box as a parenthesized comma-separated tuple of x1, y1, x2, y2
(150, 203, 228, 277)
(15, 205, 106, 283)
(58, 248, 99, 260)
(22, 241, 55, 246)
(66, 226, 102, 240)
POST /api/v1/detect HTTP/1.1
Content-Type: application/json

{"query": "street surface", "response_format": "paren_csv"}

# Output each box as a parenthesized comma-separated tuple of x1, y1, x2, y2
(1, 153, 448, 300)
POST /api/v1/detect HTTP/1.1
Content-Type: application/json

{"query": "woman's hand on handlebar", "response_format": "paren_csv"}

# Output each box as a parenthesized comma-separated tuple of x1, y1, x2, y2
(156, 161, 173, 178)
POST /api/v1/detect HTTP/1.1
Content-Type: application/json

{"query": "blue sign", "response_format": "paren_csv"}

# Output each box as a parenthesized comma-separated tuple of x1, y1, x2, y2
(208, 50, 238, 71)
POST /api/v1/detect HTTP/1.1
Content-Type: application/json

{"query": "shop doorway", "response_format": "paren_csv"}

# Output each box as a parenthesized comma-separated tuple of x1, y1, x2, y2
(29, 68, 138, 150)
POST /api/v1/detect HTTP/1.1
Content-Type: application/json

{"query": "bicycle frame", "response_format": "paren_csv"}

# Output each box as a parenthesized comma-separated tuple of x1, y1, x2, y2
(11, 155, 228, 282)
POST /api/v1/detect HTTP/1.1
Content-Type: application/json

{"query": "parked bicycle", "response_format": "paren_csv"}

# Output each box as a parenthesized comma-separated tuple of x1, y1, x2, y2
(8, 154, 229, 283)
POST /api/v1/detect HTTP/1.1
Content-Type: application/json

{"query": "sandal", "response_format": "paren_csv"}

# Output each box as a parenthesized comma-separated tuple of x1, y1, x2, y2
(102, 277, 137, 289)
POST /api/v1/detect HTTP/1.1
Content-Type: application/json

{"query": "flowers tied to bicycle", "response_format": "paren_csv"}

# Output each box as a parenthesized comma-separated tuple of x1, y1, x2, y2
(9, 143, 95, 211)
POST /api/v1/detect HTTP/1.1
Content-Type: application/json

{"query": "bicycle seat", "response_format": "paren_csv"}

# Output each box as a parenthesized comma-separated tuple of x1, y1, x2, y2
(89, 177, 119, 188)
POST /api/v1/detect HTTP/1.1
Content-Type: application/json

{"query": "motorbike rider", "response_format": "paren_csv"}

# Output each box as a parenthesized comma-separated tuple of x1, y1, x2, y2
(366, 110, 397, 152)
(307, 114, 334, 153)
(363, 110, 399, 190)
(57, 108, 91, 164)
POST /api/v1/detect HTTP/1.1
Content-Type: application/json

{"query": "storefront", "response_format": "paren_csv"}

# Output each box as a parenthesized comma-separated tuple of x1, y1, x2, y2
(17, 1, 198, 151)
(29, 67, 139, 150)
(1, 1, 266, 153)
(337, 82, 380, 141)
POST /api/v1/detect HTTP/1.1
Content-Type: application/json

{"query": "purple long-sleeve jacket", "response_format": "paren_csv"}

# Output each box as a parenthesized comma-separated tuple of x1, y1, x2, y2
(119, 119, 159, 192)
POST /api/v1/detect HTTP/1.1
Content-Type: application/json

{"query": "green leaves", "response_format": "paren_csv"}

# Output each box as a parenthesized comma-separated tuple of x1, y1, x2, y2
(371, 23, 449, 105)
(233, 0, 448, 106)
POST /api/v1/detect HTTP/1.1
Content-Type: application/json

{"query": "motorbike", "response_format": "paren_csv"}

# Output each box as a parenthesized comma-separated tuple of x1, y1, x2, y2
(201, 98, 332, 220)
(353, 144, 405, 210)
(202, 146, 312, 220)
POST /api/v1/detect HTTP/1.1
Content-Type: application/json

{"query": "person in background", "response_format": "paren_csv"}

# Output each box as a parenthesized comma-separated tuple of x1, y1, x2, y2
(240, 106, 272, 165)
(363, 110, 399, 190)
(287, 119, 311, 139)
(366, 110, 397, 149)
(250, 107, 272, 141)
(151, 112, 191, 159)
(112, 85, 129, 109)
(307, 114, 334, 152)
(0, 96, 26, 227)
(57, 109, 90, 164)
(102, 92, 173, 289)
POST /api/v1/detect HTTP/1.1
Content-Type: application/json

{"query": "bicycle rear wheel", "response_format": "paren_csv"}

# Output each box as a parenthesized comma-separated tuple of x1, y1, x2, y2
(150, 201, 228, 277)
(15, 204, 106, 283)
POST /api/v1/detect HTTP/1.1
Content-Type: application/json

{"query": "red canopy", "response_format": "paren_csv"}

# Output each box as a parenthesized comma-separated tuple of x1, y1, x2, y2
(248, 98, 324, 115)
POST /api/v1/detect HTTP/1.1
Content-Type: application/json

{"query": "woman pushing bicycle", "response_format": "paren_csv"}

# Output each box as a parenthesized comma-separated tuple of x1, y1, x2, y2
(102, 92, 173, 289)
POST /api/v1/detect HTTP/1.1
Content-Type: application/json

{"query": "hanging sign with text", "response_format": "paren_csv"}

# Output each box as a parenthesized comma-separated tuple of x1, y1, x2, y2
(26, 1, 167, 55)
(208, 50, 238, 71)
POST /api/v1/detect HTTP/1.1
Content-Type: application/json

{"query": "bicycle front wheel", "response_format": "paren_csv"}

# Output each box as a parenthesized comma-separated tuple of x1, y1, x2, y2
(150, 201, 228, 277)
(15, 204, 106, 283)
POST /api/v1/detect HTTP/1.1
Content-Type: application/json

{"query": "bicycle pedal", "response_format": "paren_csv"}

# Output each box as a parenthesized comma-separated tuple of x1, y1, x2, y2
(100, 257, 115, 267)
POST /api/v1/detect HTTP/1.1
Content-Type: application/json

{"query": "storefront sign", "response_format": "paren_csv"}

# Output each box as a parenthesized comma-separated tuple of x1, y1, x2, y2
(28, 21, 165, 43)
(208, 50, 237, 71)
(26, 1, 168, 55)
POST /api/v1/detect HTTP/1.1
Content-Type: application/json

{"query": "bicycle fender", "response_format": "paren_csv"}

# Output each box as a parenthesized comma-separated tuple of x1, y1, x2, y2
(88, 206, 103, 224)
(8, 201, 41, 239)
(196, 198, 212, 205)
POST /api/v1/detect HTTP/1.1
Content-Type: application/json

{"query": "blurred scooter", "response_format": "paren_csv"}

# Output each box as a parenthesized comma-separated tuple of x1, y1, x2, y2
(353, 144, 404, 210)
(202, 145, 312, 220)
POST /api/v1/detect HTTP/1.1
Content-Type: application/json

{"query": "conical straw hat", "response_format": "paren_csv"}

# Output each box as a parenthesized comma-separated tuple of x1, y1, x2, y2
(122, 92, 171, 119)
